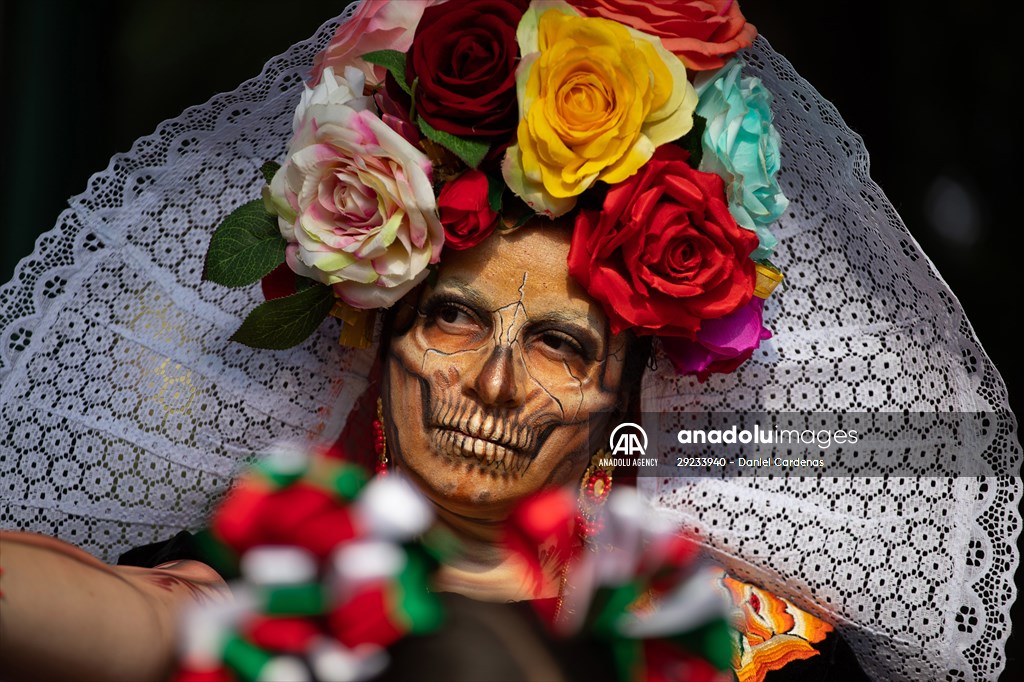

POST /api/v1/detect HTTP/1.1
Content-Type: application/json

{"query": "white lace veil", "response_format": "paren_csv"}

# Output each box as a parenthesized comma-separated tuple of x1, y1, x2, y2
(0, 4, 1019, 681)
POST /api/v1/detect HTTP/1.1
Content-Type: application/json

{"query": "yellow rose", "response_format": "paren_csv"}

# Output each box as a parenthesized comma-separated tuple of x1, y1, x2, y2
(502, 0, 697, 217)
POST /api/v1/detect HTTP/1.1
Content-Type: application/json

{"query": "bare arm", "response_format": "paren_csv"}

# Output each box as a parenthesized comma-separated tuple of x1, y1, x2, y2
(0, 530, 229, 682)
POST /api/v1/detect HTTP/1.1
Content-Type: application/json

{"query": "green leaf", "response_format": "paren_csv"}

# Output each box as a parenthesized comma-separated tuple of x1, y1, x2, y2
(361, 49, 412, 96)
(408, 77, 419, 121)
(676, 113, 707, 168)
(486, 174, 504, 214)
(669, 619, 735, 672)
(417, 117, 490, 169)
(230, 283, 336, 350)
(260, 160, 281, 185)
(204, 200, 287, 287)
(510, 212, 535, 229)
(497, 209, 536, 232)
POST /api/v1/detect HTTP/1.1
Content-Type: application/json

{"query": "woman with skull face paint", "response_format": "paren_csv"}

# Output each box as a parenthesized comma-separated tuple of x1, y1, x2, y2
(1, 1, 1019, 681)
(383, 223, 639, 601)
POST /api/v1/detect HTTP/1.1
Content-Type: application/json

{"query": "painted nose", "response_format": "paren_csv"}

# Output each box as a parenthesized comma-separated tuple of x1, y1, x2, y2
(473, 346, 523, 407)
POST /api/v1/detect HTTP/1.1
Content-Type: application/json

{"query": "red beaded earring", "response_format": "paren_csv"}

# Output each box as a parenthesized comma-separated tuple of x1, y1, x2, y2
(373, 397, 388, 476)
(576, 450, 613, 538)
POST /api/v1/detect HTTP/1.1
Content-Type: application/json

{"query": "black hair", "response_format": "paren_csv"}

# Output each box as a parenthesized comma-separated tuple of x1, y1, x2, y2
(618, 333, 653, 414)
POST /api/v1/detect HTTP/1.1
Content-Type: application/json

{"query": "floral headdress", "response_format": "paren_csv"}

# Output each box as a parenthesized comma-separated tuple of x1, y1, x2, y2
(204, 0, 787, 380)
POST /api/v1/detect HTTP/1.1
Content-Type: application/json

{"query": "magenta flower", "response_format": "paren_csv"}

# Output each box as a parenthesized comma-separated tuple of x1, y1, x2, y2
(661, 296, 771, 381)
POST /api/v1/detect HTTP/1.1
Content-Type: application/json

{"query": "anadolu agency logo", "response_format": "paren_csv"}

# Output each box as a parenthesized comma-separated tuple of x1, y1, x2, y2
(602, 423, 658, 467)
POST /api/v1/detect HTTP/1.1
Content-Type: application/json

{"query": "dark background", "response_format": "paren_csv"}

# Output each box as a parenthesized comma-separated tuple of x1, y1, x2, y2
(1, 0, 1020, 677)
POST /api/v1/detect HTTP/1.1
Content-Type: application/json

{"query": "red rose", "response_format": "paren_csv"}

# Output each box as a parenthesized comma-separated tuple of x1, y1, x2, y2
(438, 170, 499, 250)
(570, 0, 757, 71)
(568, 145, 758, 339)
(405, 0, 526, 139)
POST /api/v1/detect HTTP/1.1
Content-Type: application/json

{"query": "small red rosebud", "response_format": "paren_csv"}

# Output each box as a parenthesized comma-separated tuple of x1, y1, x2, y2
(438, 170, 499, 251)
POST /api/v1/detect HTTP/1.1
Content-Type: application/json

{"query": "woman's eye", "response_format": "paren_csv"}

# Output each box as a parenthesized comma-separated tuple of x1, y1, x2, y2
(542, 334, 566, 350)
(538, 332, 583, 358)
(434, 303, 479, 333)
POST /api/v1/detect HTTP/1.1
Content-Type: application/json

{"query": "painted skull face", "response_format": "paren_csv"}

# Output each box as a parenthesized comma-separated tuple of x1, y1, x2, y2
(384, 225, 629, 520)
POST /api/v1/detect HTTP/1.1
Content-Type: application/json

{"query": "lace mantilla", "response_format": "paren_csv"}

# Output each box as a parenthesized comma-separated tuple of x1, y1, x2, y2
(639, 39, 1021, 682)
(0, 4, 1018, 681)
(0, 4, 369, 557)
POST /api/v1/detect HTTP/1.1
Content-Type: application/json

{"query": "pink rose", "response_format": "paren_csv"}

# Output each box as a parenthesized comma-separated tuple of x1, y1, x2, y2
(570, 0, 757, 71)
(268, 68, 443, 309)
(310, 0, 447, 87)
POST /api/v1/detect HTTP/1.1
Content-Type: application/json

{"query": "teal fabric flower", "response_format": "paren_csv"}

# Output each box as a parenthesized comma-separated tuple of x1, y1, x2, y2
(695, 59, 788, 260)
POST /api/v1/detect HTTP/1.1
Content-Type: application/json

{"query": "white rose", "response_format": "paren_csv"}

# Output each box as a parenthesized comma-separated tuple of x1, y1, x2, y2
(268, 67, 443, 308)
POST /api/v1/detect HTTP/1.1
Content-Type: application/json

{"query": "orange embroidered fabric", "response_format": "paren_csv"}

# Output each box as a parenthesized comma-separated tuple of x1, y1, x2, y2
(713, 570, 833, 682)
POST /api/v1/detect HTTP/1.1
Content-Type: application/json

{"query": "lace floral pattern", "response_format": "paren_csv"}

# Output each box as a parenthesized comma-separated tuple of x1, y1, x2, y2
(640, 38, 1021, 682)
(0, 5, 373, 558)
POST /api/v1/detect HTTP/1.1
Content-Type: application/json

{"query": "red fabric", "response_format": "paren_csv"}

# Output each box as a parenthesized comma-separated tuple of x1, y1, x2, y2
(262, 484, 360, 559)
(212, 479, 359, 558)
(643, 535, 699, 594)
(171, 666, 236, 682)
(244, 615, 321, 654)
(211, 481, 274, 552)
(329, 583, 406, 648)
(325, 358, 383, 469)
(643, 640, 726, 682)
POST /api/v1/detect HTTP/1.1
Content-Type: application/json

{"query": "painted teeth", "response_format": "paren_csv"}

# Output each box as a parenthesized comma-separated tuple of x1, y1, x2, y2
(431, 429, 528, 476)
(429, 394, 541, 476)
